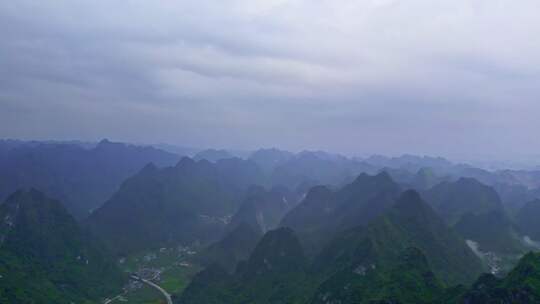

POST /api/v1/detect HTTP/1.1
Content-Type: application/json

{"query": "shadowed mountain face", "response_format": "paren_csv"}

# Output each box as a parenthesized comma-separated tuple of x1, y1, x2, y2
(229, 185, 301, 234)
(4, 140, 540, 303)
(517, 199, 540, 243)
(424, 178, 504, 225)
(454, 210, 525, 254)
(311, 247, 446, 304)
(0, 139, 180, 219)
(314, 190, 484, 286)
(0, 189, 124, 304)
(280, 172, 402, 255)
(196, 185, 302, 272)
(196, 222, 262, 273)
(494, 183, 540, 215)
(85, 157, 265, 255)
(459, 252, 540, 303)
(178, 227, 313, 304)
(179, 191, 486, 304)
(424, 178, 530, 267)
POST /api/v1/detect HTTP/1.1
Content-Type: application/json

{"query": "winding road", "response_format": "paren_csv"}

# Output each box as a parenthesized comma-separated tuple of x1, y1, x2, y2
(131, 275, 172, 304)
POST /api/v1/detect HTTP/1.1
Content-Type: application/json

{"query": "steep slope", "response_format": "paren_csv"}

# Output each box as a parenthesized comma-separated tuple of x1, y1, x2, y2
(311, 247, 446, 304)
(197, 222, 262, 272)
(413, 167, 452, 190)
(214, 157, 267, 192)
(270, 151, 376, 188)
(0, 139, 179, 219)
(459, 252, 540, 303)
(313, 190, 484, 286)
(86, 157, 263, 254)
(248, 148, 294, 174)
(280, 172, 401, 254)
(179, 191, 484, 304)
(178, 228, 313, 304)
(176, 263, 236, 304)
(229, 185, 300, 234)
(454, 210, 525, 254)
(517, 199, 540, 242)
(424, 177, 503, 225)
(425, 178, 530, 274)
(495, 183, 540, 215)
(0, 189, 124, 303)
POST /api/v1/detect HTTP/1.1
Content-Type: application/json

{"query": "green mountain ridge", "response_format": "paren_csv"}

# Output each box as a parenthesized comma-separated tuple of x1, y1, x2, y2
(86, 157, 264, 254)
(311, 247, 446, 304)
(280, 172, 402, 255)
(0, 189, 124, 303)
(196, 222, 262, 273)
(178, 190, 487, 304)
(178, 227, 313, 304)
(459, 251, 540, 303)
(424, 177, 504, 225)
(314, 190, 484, 286)
(229, 185, 300, 235)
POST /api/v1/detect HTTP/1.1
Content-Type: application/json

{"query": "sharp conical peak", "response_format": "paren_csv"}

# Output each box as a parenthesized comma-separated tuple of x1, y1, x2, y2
(176, 156, 196, 168)
(392, 190, 431, 215)
(140, 162, 158, 174)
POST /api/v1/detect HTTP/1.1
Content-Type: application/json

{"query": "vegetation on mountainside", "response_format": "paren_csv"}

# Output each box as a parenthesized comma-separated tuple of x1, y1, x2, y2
(0, 189, 124, 304)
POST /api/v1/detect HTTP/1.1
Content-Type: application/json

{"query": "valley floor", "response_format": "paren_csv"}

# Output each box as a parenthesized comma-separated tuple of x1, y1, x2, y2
(103, 246, 202, 304)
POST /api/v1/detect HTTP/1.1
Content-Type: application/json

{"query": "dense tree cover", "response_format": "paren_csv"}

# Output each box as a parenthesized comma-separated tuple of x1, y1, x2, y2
(311, 247, 446, 304)
(178, 191, 487, 304)
(281, 172, 402, 255)
(313, 190, 484, 286)
(229, 185, 302, 234)
(85, 157, 266, 254)
(2, 142, 540, 303)
(178, 228, 316, 304)
(459, 252, 540, 303)
(196, 222, 262, 273)
(0, 190, 124, 303)
(454, 210, 526, 254)
(179, 219, 540, 304)
(517, 199, 540, 242)
(423, 178, 504, 225)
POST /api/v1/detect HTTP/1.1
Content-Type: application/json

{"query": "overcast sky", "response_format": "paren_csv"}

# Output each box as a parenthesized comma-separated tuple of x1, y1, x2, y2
(1, 0, 539, 159)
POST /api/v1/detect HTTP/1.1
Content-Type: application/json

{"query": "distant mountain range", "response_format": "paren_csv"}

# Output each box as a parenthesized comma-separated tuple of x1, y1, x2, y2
(2, 139, 540, 218)
(2, 139, 540, 303)
(0, 139, 180, 219)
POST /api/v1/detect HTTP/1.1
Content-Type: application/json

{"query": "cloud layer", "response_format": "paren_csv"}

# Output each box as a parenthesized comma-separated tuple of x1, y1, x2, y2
(1, 0, 539, 159)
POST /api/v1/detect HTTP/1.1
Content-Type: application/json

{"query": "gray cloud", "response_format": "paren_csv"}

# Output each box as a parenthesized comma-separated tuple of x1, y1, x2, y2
(1, 0, 540, 160)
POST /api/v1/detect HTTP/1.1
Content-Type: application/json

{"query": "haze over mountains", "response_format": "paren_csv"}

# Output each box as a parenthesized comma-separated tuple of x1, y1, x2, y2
(1, 138, 540, 303)
(3, 1, 540, 302)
